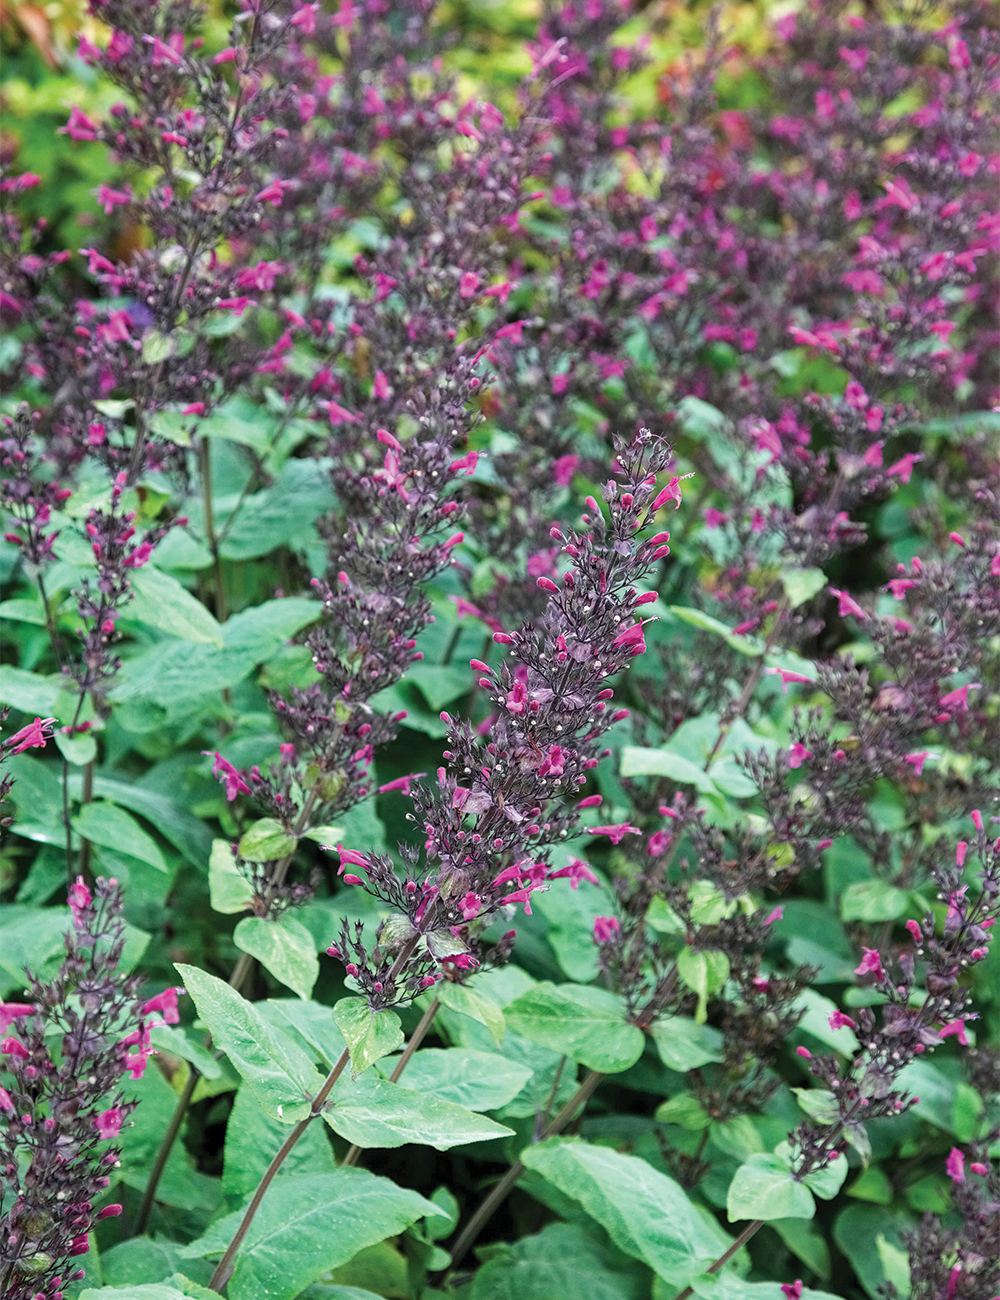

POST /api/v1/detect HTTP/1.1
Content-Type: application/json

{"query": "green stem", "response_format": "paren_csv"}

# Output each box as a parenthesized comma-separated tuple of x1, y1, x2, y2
(448, 1068, 604, 1270)
(209, 1046, 352, 1293)
(199, 435, 228, 625)
(133, 788, 320, 1233)
(341, 995, 441, 1168)
(673, 1219, 765, 1300)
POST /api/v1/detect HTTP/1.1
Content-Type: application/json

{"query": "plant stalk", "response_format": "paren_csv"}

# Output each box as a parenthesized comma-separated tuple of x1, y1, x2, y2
(673, 1219, 765, 1300)
(207, 935, 421, 1290)
(341, 994, 441, 1168)
(208, 1046, 352, 1293)
(133, 787, 321, 1233)
(448, 1067, 603, 1270)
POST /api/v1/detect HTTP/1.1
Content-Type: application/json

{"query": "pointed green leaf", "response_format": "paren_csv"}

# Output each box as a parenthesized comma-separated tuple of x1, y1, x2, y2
(234, 914, 319, 1000)
(238, 817, 296, 860)
(504, 983, 643, 1074)
(179, 1170, 442, 1300)
(436, 981, 505, 1046)
(379, 1048, 532, 1111)
(520, 1138, 733, 1284)
(323, 1071, 514, 1150)
(726, 1154, 816, 1222)
(129, 565, 224, 647)
(332, 998, 404, 1076)
(73, 802, 167, 872)
(649, 1016, 725, 1072)
(176, 964, 323, 1122)
(208, 839, 255, 914)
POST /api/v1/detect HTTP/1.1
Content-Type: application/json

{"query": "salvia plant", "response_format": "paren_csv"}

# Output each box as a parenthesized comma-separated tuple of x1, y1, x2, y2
(0, 0, 997, 1298)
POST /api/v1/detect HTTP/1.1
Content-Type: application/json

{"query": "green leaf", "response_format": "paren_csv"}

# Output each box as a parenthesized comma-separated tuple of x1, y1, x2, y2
(726, 1155, 815, 1222)
(73, 802, 167, 872)
(649, 1016, 725, 1072)
(222, 1084, 335, 1210)
(436, 980, 505, 1046)
(772, 1218, 832, 1280)
(677, 948, 730, 1023)
(179, 1170, 442, 1300)
(380, 1048, 532, 1111)
(208, 839, 255, 914)
(791, 989, 859, 1055)
(833, 1205, 912, 1300)
(128, 566, 224, 647)
(332, 998, 404, 1077)
(620, 745, 718, 792)
(176, 964, 324, 1122)
(0, 665, 62, 715)
(71, 774, 212, 869)
(116, 1064, 221, 1213)
(668, 606, 762, 656)
(266, 997, 348, 1068)
(655, 1093, 711, 1130)
(149, 1025, 223, 1080)
(841, 879, 909, 923)
(781, 568, 826, 608)
(801, 1155, 848, 1201)
(142, 328, 177, 364)
(520, 1138, 734, 1284)
(469, 1221, 649, 1300)
(234, 914, 319, 1000)
(300, 823, 344, 845)
(791, 1088, 840, 1125)
(81, 1287, 190, 1300)
(686, 1277, 840, 1300)
(323, 1071, 514, 1150)
(238, 817, 296, 860)
(504, 983, 644, 1073)
(219, 459, 337, 561)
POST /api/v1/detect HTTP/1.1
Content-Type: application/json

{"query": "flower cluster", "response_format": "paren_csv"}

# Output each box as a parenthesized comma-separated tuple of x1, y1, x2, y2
(0, 878, 164, 1300)
(323, 432, 674, 1006)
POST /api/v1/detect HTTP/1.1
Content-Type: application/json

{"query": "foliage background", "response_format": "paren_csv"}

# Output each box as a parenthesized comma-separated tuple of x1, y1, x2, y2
(1, 2, 997, 1300)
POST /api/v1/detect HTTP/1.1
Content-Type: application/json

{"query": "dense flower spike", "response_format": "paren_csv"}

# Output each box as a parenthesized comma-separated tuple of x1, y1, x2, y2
(0, 880, 147, 1300)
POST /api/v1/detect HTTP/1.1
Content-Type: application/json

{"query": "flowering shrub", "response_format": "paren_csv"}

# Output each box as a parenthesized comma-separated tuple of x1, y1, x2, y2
(1, 1, 997, 1298)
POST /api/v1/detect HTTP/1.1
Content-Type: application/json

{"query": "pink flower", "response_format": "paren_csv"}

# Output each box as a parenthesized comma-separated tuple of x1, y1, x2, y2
(647, 830, 671, 856)
(945, 1148, 965, 1183)
(855, 948, 885, 981)
(68, 876, 92, 926)
(551, 372, 569, 394)
(1, 1037, 29, 1060)
(95, 1106, 125, 1139)
(939, 683, 979, 712)
(781, 1284, 803, 1300)
(290, 3, 318, 33)
(828, 1010, 857, 1031)
(904, 752, 931, 775)
(887, 453, 922, 483)
(141, 987, 183, 1025)
(939, 1019, 969, 1046)
(612, 623, 647, 656)
(62, 106, 99, 141)
(459, 272, 480, 298)
(373, 370, 390, 400)
(378, 774, 424, 796)
(906, 920, 923, 943)
(553, 454, 578, 485)
(0, 1086, 13, 1113)
(844, 380, 869, 409)
(0, 1003, 35, 1034)
(788, 742, 812, 770)
(838, 45, 868, 72)
(204, 751, 251, 801)
(588, 823, 641, 845)
(763, 906, 783, 926)
(593, 916, 620, 943)
(764, 667, 813, 693)
(548, 858, 599, 889)
(255, 179, 286, 207)
(96, 185, 131, 213)
(652, 476, 684, 510)
(796, 1046, 812, 1059)
(829, 588, 866, 620)
(5, 717, 55, 754)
